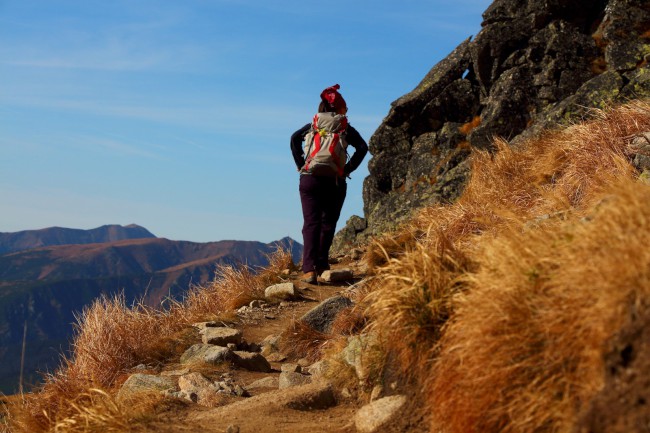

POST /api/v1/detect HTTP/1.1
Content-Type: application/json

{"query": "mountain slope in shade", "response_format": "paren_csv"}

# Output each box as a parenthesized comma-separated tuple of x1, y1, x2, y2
(0, 233, 303, 394)
(0, 224, 156, 255)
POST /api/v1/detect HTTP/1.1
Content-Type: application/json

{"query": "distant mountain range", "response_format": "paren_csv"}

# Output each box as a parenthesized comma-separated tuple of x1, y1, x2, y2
(0, 225, 302, 394)
(0, 224, 156, 255)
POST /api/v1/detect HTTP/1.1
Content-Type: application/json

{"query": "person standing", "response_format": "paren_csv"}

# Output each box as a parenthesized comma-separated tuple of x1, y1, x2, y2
(290, 84, 368, 284)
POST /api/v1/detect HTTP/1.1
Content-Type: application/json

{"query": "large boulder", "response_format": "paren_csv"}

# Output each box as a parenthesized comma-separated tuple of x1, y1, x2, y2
(300, 295, 353, 334)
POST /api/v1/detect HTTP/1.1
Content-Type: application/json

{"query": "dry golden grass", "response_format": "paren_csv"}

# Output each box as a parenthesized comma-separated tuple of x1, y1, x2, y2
(361, 100, 650, 432)
(7, 248, 295, 433)
(279, 320, 332, 363)
(178, 248, 294, 323)
(430, 178, 650, 433)
(329, 306, 367, 336)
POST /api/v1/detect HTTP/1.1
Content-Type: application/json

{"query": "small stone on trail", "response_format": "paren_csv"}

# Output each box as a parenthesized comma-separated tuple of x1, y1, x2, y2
(118, 374, 175, 401)
(354, 395, 407, 433)
(265, 353, 287, 362)
(264, 282, 296, 301)
(178, 372, 213, 394)
(232, 351, 272, 372)
(249, 299, 263, 308)
(283, 382, 337, 411)
(306, 360, 328, 378)
(204, 346, 233, 364)
(202, 327, 242, 346)
(370, 385, 384, 401)
(320, 268, 354, 283)
(281, 363, 302, 373)
(279, 371, 312, 389)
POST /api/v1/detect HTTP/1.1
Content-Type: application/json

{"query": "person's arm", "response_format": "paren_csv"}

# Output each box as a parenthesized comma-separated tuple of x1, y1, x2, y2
(290, 123, 311, 170)
(344, 125, 368, 176)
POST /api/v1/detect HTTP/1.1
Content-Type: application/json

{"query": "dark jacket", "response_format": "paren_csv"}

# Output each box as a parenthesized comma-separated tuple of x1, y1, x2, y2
(290, 122, 368, 177)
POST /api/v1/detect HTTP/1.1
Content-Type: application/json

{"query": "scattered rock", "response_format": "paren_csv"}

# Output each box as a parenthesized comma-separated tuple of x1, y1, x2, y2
(233, 385, 249, 397)
(297, 358, 312, 367)
(226, 424, 240, 433)
(300, 295, 353, 333)
(265, 353, 287, 362)
(320, 268, 354, 283)
(180, 343, 213, 364)
(261, 334, 281, 356)
(118, 374, 175, 401)
(341, 334, 378, 381)
(264, 282, 296, 301)
(284, 382, 337, 411)
(631, 132, 650, 172)
(181, 343, 233, 365)
(370, 385, 384, 401)
(306, 360, 329, 378)
(202, 327, 243, 346)
(247, 376, 280, 390)
(249, 299, 263, 308)
(232, 351, 272, 372)
(204, 346, 233, 364)
(354, 395, 408, 433)
(279, 371, 312, 389)
(280, 363, 302, 373)
(178, 372, 213, 394)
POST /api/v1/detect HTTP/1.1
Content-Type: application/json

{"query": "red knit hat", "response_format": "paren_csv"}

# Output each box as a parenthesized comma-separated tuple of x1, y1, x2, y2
(320, 84, 347, 112)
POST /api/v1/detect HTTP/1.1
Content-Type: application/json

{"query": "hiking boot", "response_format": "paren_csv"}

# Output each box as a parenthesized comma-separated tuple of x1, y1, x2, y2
(300, 272, 317, 284)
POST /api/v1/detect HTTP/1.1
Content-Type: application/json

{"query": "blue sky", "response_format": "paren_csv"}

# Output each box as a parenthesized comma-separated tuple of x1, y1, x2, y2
(1, 0, 491, 243)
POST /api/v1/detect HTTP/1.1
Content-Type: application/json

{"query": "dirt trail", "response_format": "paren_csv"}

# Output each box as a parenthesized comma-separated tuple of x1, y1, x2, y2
(162, 260, 365, 433)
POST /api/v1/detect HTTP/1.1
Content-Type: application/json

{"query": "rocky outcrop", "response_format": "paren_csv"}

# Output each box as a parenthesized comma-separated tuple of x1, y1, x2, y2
(334, 0, 650, 249)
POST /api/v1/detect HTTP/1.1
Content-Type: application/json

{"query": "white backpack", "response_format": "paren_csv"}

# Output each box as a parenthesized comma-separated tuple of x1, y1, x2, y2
(302, 112, 349, 177)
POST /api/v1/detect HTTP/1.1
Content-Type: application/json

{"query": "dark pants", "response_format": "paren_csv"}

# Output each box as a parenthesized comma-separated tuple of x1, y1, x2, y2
(299, 174, 347, 273)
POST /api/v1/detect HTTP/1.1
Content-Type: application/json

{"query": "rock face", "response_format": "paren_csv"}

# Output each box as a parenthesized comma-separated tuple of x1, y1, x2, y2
(333, 0, 650, 250)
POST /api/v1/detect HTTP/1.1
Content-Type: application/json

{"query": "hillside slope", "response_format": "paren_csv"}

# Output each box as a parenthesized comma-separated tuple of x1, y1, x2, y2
(0, 235, 302, 395)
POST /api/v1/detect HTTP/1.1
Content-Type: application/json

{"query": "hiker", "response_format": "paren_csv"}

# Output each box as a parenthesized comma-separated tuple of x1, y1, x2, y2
(290, 84, 368, 284)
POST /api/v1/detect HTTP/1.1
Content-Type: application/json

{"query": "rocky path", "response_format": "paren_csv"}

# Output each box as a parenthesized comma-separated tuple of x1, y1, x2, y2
(115, 256, 402, 433)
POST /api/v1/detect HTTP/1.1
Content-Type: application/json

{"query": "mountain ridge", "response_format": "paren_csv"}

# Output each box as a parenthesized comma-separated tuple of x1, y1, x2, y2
(0, 224, 156, 255)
